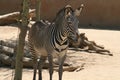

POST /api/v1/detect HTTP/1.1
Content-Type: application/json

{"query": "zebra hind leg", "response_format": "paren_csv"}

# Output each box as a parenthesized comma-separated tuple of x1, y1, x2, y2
(38, 56, 46, 80)
(48, 54, 53, 80)
(33, 56, 38, 80)
(28, 43, 38, 80)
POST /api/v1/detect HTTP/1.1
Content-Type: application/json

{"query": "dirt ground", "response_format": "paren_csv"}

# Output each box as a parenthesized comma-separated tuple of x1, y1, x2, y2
(0, 26, 120, 80)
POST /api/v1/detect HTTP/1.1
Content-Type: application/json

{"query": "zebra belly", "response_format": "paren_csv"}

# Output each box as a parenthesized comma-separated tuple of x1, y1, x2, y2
(34, 46, 68, 58)
(34, 47, 48, 57)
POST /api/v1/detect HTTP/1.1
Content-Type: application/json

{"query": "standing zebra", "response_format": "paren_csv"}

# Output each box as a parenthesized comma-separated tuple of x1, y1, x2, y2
(28, 4, 84, 80)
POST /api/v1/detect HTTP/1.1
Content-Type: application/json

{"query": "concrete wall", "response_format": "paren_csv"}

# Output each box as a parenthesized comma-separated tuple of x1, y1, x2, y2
(0, 0, 120, 29)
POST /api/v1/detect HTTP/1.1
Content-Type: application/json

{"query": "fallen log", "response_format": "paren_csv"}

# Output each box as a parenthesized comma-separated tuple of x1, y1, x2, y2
(0, 40, 17, 48)
(0, 9, 35, 25)
(0, 46, 14, 55)
(0, 54, 13, 66)
(0, 40, 33, 58)
(54, 66, 80, 72)
(0, 46, 32, 58)
(0, 53, 82, 72)
(54, 61, 85, 72)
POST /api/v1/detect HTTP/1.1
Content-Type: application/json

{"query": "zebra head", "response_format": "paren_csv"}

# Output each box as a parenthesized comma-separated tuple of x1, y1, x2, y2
(64, 4, 84, 42)
(54, 4, 84, 43)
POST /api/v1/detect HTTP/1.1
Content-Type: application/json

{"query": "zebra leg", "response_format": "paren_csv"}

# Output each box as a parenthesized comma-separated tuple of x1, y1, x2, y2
(58, 54, 66, 80)
(33, 56, 38, 80)
(48, 54, 53, 80)
(38, 56, 46, 80)
(29, 44, 38, 80)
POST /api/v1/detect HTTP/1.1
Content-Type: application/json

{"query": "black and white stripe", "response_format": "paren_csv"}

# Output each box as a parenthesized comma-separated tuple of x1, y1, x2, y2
(28, 4, 83, 80)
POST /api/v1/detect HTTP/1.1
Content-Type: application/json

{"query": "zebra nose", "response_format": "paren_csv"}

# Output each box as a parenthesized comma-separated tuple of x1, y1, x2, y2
(74, 37, 78, 42)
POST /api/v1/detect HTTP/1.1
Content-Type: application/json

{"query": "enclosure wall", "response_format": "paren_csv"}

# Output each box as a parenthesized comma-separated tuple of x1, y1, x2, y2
(0, 0, 120, 29)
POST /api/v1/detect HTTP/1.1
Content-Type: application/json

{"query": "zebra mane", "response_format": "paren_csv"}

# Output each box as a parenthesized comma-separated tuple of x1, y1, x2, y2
(53, 6, 74, 22)
(56, 6, 73, 16)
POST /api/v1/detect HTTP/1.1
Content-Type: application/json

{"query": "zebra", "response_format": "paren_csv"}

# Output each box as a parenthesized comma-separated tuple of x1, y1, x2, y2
(28, 4, 84, 80)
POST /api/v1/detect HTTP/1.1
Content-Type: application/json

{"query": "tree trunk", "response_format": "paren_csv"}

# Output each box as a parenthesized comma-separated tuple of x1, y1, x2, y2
(14, 0, 30, 80)
(35, 0, 41, 21)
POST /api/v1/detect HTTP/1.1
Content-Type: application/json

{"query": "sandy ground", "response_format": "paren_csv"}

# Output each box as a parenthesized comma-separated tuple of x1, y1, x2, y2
(0, 26, 120, 80)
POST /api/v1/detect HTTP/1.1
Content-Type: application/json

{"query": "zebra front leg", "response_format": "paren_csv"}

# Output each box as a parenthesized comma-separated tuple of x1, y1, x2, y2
(38, 56, 46, 80)
(48, 54, 53, 80)
(33, 56, 38, 80)
(58, 54, 66, 80)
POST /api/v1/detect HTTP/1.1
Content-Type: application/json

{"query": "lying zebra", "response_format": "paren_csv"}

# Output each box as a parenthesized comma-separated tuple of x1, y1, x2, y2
(28, 4, 84, 80)
(69, 33, 113, 56)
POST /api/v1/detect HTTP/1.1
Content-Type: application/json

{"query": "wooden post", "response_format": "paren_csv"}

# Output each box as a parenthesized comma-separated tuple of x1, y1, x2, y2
(14, 0, 30, 80)
(36, 0, 41, 21)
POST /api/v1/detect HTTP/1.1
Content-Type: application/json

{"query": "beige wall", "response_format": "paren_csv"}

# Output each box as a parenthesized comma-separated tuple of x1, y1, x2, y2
(0, 0, 120, 28)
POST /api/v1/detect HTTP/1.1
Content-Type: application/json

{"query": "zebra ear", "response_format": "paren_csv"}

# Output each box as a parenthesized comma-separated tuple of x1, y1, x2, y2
(65, 5, 71, 8)
(80, 33, 85, 36)
(75, 4, 84, 16)
(65, 5, 72, 17)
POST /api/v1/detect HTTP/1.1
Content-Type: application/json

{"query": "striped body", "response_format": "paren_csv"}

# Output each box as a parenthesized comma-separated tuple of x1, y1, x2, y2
(28, 4, 83, 80)
(28, 21, 69, 58)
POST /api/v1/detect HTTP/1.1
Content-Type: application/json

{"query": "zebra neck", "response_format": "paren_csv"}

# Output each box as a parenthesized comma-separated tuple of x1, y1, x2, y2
(51, 27, 68, 51)
(53, 30, 68, 52)
(55, 28, 68, 45)
(49, 23, 69, 52)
